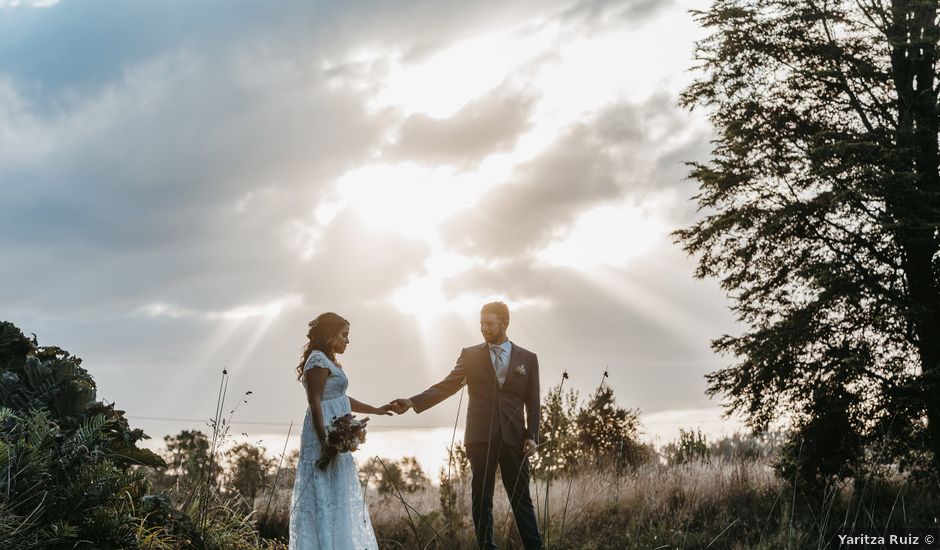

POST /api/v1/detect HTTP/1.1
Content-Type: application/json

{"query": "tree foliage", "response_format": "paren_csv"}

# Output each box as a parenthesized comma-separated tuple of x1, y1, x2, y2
(225, 442, 276, 508)
(153, 430, 223, 495)
(662, 428, 710, 466)
(661, 429, 786, 466)
(533, 381, 650, 475)
(678, 0, 940, 481)
(372, 456, 430, 495)
(575, 385, 647, 467)
(531, 384, 582, 474)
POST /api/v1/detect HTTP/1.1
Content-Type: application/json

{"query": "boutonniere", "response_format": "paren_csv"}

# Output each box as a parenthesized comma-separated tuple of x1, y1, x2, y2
(515, 364, 527, 376)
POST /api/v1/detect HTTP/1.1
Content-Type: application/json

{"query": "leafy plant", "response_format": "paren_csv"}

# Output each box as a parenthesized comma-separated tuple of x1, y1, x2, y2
(0, 321, 165, 470)
(0, 406, 151, 548)
(0, 321, 285, 549)
(662, 428, 710, 465)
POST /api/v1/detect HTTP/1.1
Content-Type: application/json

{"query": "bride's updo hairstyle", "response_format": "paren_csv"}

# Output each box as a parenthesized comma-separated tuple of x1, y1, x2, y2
(296, 312, 349, 380)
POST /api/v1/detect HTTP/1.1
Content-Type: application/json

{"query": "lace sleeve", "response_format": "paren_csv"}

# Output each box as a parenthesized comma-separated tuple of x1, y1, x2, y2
(304, 350, 332, 372)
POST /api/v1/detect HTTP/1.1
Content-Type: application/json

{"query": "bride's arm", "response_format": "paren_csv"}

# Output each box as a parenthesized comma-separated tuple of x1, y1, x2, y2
(303, 368, 331, 444)
(348, 397, 392, 416)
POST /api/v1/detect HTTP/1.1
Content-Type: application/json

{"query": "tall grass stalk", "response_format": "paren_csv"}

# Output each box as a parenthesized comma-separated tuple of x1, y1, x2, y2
(446, 386, 465, 486)
(259, 420, 293, 545)
(541, 370, 568, 546)
(375, 456, 444, 548)
(202, 368, 230, 533)
(787, 436, 803, 548)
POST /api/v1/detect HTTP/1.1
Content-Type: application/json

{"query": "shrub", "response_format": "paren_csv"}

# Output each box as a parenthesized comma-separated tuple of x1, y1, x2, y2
(0, 321, 285, 549)
(662, 428, 710, 465)
(372, 456, 430, 494)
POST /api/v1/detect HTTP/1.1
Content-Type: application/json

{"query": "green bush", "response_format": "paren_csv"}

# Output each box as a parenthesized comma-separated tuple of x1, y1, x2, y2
(0, 321, 167, 548)
(532, 380, 652, 475)
(0, 321, 285, 549)
(662, 428, 710, 465)
(0, 406, 153, 548)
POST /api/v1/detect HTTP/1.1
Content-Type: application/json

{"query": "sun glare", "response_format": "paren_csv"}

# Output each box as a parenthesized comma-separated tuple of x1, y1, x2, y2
(389, 250, 482, 319)
(388, 249, 554, 321)
(374, 26, 557, 118)
(391, 273, 550, 324)
(305, 10, 697, 323)
(215, 294, 303, 320)
(391, 277, 480, 319)
(335, 162, 497, 240)
(536, 200, 668, 269)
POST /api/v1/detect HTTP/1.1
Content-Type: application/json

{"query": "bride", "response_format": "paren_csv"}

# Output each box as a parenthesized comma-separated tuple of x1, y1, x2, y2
(289, 312, 391, 550)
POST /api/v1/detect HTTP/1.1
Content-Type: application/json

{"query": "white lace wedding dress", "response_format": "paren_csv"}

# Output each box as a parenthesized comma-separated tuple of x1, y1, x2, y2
(289, 350, 378, 550)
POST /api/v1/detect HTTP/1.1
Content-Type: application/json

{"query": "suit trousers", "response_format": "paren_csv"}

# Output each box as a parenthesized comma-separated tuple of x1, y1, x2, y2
(465, 438, 543, 550)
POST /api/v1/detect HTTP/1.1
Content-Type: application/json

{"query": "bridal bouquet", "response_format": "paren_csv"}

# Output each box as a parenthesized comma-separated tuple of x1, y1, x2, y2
(316, 413, 369, 470)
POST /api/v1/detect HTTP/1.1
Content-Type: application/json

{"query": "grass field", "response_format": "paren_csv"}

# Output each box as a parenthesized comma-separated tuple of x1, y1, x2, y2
(251, 455, 939, 549)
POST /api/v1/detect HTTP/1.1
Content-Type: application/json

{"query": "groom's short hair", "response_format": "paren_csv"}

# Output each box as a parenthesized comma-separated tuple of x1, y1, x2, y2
(481, 301, 510, 323)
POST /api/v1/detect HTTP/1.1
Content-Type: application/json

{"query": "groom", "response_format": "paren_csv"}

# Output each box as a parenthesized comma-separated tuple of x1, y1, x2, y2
(389, 302, 543, 550)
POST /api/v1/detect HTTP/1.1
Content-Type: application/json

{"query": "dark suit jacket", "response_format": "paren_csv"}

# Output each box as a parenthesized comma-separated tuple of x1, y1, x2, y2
(410, 341, 540, 446)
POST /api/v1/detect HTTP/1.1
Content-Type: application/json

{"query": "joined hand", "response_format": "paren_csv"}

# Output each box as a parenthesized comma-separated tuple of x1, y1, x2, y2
(386, 398, 414, 415)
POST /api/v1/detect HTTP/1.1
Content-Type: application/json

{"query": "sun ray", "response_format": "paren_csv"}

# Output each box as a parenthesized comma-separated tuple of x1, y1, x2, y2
(575, 265, 717, 345)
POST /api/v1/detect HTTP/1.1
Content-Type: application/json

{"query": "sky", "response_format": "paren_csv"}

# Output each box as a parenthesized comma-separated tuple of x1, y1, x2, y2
(0, 0, 743, 449)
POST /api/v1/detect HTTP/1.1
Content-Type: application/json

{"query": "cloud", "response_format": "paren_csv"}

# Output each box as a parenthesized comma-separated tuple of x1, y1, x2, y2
(0, 1, 59, 7)
(438, 92, 698, 259)
(140, 294, 303, 321)
(0, 0, 668, 115)
(301, 209, 432, 303)
(0, 0, 735, 441)
(562, 0, 674, 25)
(388, 86, 535, 165)
(0, 37, 398, 319)
(438, 123, 619, 258)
